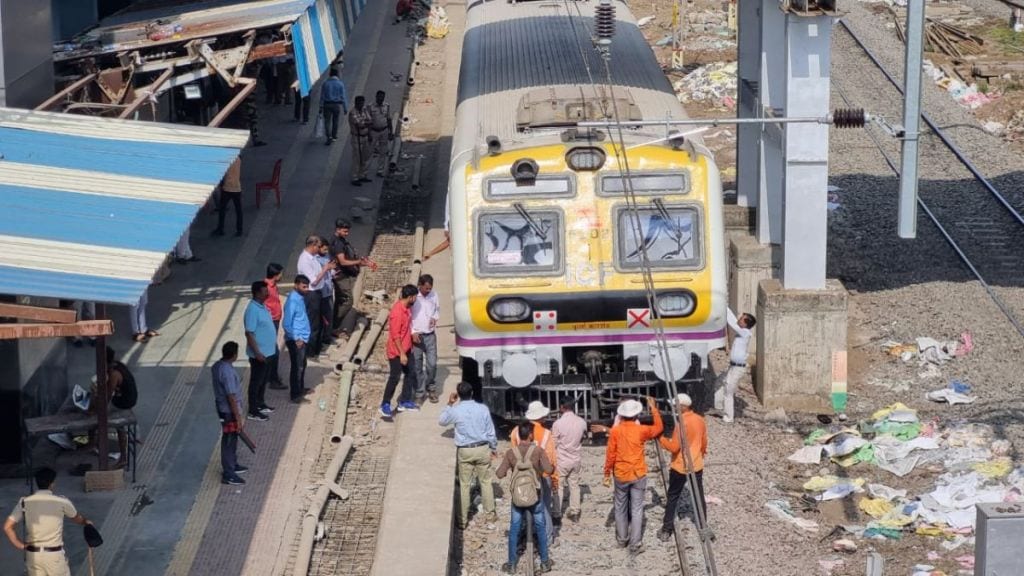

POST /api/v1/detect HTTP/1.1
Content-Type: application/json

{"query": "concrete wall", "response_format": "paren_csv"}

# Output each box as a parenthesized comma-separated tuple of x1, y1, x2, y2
(0, 0, 54, 108)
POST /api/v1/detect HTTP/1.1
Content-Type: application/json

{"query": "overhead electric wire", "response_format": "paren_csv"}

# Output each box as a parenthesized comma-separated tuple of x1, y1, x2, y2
(561, 2, 720, 573)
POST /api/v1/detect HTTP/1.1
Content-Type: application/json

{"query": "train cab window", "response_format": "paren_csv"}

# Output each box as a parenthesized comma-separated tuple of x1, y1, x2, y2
(614, 204, 703, 270)
(599, 173, 690, 196)
(476, 210, 562, 276)
(485, 177, 574, 200)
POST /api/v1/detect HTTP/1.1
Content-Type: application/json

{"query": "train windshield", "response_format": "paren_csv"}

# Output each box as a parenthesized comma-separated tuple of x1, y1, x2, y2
(599, 173, 689, 196)
(615, 204, 703, 270)
(476, 210, 561, 275)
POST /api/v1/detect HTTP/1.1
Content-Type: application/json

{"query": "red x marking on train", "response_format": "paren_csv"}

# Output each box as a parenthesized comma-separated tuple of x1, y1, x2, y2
(627, 308, 650, 329)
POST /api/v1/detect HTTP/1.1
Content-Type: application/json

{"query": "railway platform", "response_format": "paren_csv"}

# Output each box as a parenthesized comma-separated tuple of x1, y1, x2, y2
(0, 0, 412, 572)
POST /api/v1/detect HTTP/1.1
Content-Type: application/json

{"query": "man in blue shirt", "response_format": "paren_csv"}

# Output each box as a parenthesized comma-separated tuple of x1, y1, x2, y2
(283, 275, 314, 403)
(212, 341, 248, 485)
(320, 67, 349, 145)
(244, 280, 278, 421)
(439, 381, 498, 529)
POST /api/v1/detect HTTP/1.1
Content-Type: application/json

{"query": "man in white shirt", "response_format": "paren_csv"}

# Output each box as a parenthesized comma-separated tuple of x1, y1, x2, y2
(296, 236, 335, 357)
(411, 274, 441, 403)
(713, 308, 756, 423)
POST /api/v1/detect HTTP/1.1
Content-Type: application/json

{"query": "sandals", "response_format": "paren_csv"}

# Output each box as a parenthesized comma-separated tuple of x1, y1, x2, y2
(132, 333, 148, 343)
(145, 330, 160, 338)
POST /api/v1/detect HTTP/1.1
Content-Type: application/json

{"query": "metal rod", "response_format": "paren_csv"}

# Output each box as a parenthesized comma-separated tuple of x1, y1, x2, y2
(838, 19, 1024, 230)
(117, 68, 173, 119)
(577, 116, 833, 128)
(208, 78, 257, 128)
(35, 73, 97, 111)
(897, 0, 925, 238)
(95, 304, 109, 472)
(411, 157, 424, 191)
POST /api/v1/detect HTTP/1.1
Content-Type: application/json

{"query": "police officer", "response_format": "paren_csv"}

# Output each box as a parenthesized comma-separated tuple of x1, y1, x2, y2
(4, 468, 92, 576)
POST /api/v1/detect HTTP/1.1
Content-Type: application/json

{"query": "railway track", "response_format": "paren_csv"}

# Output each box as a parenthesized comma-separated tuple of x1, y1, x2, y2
(833, 19, 1024, 337)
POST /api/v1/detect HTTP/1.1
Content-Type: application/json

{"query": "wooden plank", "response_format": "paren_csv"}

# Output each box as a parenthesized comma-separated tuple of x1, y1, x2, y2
(249, 41, 289, 62)
(0, 320, 114, 339)
(35, 73, 98, 111)
(0, 303, 77, 324)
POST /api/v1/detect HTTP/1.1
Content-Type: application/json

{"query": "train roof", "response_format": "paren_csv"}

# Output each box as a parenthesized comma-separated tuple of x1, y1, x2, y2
(455, 0, 689, 145)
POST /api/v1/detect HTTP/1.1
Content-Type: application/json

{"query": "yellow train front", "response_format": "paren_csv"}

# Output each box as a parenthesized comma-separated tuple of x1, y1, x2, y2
(448, 0, 726, 420)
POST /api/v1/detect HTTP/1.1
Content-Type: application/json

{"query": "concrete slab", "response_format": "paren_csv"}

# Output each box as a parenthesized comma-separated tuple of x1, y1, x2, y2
(754, 278, 848, 412)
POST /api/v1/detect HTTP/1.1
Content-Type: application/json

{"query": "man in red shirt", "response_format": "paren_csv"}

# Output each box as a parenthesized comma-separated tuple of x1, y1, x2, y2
(603, 396, 662, 555)
(380, 284, 419, 419)
(265, 263, 287, 390)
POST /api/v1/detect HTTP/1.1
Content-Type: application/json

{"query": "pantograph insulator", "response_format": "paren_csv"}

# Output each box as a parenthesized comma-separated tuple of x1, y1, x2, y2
(832, 108, 866, 129)
(595, 1, 616, 42)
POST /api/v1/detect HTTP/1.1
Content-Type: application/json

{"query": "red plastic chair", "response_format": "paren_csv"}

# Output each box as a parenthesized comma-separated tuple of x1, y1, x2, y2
(255, 159, 282, 208)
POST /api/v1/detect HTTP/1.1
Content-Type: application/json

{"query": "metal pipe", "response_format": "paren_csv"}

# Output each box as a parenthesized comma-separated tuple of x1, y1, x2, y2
(897, 0, 925, 239)
(407, 43, 419, 86)
(408, 221, 425, 286)
(329, 369, 355, 444)
(578, 116, 834, 128)
(388, 112, 403, 172)
(292, 435, 354, 576)
(411, 157, 424, 191)
(838, 20, 1024, 229)
(95, 304, 109, 471)
(352, 309, 389, 365)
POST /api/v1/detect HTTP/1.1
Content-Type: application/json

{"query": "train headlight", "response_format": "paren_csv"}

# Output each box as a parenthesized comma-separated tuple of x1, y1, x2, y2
(655, 291, 696, 317)
(565, 147, 606, 171)
(488, 297, 531, 323)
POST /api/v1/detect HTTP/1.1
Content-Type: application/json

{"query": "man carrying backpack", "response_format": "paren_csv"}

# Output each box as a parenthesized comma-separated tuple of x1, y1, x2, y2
(496, 422, 554, 574)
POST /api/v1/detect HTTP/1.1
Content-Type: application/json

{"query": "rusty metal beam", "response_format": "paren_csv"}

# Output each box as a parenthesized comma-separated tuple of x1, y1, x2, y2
(249, 41, 289, 62)
(0, 303, 77, 324)
(118, 68, 173, 119)
(0, 320, 114, 340)
(208, 77, 256, 127)
(36, 73, 98, 111)
(232, 30, 257, 85)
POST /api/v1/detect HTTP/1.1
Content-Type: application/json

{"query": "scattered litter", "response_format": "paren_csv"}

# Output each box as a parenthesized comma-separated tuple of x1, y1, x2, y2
(926, 381, 976, 405)
(831, 538, 857, 553)
(863, 525, 902, 540)
(867, 483, 907, 501)
(425, 5, 449, 38)
(817, 481, 866, 501)
(673, 61, 737, 109)
(924, 59, 999, 110)
(858, 497, 895, 519)
(982, 121, 1005, 136)
(655, 34, 673, 47)
(766, 499, 819, 532)
(705, 495, 724, 505)
(48, 433, 75, 451)
(788, 445, 824, 465)
(636, 15, 655, 27)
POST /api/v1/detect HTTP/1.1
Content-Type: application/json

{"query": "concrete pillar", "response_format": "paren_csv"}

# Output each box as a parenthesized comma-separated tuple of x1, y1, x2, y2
(781, 15, 831, 290)
(0, 0, 54, 108)
(727, 233, 777, 357)
(757, 0, 785, 246)
(754, 278, 847, 413)
(735, 0, 761, 208)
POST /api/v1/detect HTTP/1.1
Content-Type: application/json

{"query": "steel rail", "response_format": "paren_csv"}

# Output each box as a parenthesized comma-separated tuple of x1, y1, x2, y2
(837, 19, 1024, 229)
(832, 28, 1024, 339)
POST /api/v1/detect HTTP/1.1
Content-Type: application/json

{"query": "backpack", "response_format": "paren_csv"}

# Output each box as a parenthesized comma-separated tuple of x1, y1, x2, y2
(509, 445, 540, 508)
(111, 362, 138, 410)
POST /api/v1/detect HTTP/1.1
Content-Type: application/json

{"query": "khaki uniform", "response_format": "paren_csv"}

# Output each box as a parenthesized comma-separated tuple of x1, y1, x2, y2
(348, 107, 373, 181)
(367, 101, 392, 176)
(8, 490, 77, 576)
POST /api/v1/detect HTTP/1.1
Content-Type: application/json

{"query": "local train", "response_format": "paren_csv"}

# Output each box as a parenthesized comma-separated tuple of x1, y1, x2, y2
(447, 0, 727, 420)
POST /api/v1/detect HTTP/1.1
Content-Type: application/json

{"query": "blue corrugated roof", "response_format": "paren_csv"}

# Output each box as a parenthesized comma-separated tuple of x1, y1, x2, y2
(0, 107, 249, 305)
(294, 0, 364, 96)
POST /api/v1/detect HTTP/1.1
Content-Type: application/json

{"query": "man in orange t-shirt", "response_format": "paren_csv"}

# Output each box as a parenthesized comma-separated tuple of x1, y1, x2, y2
(657, 393, 708, 541)
(603, 396, 662, 554)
